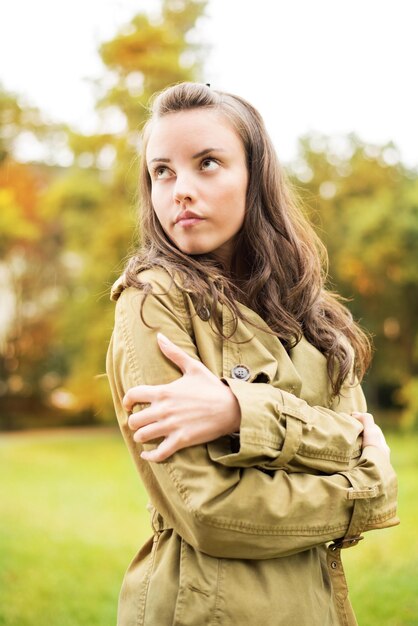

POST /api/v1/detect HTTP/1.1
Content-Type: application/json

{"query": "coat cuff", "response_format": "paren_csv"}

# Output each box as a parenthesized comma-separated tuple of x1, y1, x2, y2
(208, 377, 362, 473)
(335, 445, 400, 545)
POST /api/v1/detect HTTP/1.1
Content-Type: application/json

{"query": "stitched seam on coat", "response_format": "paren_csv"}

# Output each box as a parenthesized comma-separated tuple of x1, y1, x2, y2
(120, 282, 191, 383)
(120, 298, 141, 386)
(211, 558, 225, 625)
(366, 507, 398, 523)
(137, 534, 160, 626)
(172, 538, 188, 624)
(239, 433, 282, 447)
(223, 302, 235, 377)
(297, 445, 355, 462)
(280, 405, 310, 423)
(178, 287, 194, 336)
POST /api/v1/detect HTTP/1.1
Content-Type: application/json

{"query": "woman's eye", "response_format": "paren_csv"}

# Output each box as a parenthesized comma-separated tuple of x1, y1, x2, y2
(201, 158, 219, 171)
(154, 166, 171, 179)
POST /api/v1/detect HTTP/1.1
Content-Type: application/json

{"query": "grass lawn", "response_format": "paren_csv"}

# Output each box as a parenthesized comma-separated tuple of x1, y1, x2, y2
(1, 428, 417, 626)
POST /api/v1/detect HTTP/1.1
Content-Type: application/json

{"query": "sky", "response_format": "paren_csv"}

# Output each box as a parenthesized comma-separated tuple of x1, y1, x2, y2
(0, 0, 417, 167)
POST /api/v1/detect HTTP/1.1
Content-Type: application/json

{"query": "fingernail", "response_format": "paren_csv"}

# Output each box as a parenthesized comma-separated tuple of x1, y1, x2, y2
(157, 332, 170, 345)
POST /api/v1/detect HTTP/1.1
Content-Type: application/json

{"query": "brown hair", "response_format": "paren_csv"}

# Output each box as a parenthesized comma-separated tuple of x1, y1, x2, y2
(125, 82, 371, 395)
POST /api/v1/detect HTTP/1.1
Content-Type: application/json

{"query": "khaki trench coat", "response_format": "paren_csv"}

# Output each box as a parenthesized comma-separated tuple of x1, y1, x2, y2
(106, 267, 399, 626)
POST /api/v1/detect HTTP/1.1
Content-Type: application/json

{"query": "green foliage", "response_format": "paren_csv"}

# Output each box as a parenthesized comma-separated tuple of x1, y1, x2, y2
(397, 377, 418, 430)
(0, 429, 416, 625)
(58, 0, 208, 420)
(0, 84, 70, 165)
(0, 187, 39, 245)
(99, 0, 208, 123)
(0, 157, 68, 406)
(290, 135, 418, 425)
(0, 88, 43, 161)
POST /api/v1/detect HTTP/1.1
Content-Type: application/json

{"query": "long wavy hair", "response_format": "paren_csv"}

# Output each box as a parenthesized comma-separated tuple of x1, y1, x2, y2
(124, 82, 371, 395)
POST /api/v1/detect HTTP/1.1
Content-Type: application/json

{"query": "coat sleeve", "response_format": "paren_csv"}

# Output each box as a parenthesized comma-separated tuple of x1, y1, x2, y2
(208, 372, 366, 474)
(106, 275, 399, 560)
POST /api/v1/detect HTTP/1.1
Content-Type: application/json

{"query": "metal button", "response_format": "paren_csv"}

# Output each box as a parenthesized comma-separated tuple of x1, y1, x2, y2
(197, 305, 211, 321)
(231, 365, 251, 381)
(330, 561, 338, 570)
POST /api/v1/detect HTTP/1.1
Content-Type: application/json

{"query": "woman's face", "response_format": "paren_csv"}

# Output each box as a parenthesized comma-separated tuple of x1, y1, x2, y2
(146, 108, 248, 267)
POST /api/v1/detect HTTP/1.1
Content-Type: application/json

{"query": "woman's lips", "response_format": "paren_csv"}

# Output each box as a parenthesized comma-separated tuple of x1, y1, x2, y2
(176, 217, 204, 227)
(175, 210, 205, 227)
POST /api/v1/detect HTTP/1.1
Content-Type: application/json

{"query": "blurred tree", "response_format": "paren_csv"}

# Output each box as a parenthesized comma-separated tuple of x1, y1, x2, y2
(0, 85, 70, 165)
(289, 134, 418, 425)
(0, 152, 66, 425)
(0, 0, 208, 428)
(0, 87, 84, 428)
(49, 0, 208, 421)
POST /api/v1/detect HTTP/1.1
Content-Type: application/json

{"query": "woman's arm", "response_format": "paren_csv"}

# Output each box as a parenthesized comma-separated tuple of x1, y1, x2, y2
(125, 333, 367, 473)
(119, 270, 365, 474)
(123, 331, 242, 463)
(106, 278, 398, 560)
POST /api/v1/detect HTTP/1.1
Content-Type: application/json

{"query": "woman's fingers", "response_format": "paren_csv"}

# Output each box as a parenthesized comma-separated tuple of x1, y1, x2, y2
(141, 437, 178, 463)
(124, 335, 219, 414)
(128, 407, 161, 430)
(157, 332, 202, 374)
(133, 420, 168, 443)
(123, 335, 241, 462)
(352, 411, 390, 458)
(140, 428, 199, 463)
(352, 411, 374, 426)
(123, 385, 161, 412)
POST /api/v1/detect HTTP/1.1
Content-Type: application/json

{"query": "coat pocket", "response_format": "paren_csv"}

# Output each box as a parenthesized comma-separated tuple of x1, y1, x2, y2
(172, 538, 223, 626)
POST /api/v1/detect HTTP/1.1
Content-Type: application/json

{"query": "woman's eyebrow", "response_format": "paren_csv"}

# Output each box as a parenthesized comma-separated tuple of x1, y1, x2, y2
(192, 148, 225, 159)
(149, 157, 171, 164)
(148, 148, 226, 165)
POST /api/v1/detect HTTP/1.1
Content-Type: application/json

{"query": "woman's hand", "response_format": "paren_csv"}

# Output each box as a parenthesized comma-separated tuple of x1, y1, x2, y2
(352, 411, 391, 459)
(123, 333, 241, 462)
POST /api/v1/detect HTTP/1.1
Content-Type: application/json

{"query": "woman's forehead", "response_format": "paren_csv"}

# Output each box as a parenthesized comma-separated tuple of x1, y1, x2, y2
(145, 109, 242, 158)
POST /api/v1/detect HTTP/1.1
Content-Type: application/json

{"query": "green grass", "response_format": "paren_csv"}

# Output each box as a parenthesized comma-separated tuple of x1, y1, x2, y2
(0, 429, 146, 626)
(0, 429, 416, 626)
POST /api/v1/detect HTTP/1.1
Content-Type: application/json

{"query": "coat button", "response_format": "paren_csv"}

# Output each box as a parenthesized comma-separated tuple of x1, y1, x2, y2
(197, 305, 211, 321)
(330, 561, 338, 570)
(231, 365, 251, 381)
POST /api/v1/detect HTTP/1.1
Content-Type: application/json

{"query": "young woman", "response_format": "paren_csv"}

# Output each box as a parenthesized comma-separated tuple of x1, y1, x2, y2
(106, 82, 398, 626)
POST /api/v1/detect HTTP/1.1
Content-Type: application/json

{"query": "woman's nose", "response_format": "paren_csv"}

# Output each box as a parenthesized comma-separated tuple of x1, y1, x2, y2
(173, 173, 195, 204)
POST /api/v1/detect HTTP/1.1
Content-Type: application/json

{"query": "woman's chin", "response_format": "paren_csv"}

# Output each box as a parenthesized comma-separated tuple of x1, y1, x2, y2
(175, 243, 211, 256)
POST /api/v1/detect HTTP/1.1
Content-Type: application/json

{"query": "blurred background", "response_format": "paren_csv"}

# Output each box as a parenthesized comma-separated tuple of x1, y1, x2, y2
(1, 1, 417, 625)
